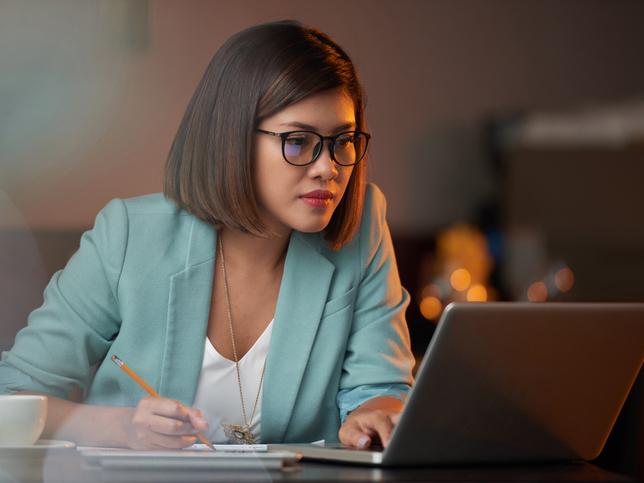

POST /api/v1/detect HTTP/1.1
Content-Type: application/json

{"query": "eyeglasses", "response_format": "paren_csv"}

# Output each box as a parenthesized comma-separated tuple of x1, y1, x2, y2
(256, 129, 371, 166)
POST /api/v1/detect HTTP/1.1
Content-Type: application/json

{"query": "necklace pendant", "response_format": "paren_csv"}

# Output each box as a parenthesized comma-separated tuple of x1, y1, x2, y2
(222, 423, 257, 444)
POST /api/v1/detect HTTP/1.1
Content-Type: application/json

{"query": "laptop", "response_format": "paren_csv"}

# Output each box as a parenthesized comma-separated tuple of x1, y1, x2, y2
(273, 302, 644, 466)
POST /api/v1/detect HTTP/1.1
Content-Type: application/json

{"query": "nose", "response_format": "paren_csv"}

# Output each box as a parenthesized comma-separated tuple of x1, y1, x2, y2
(307, 140, 338, 180)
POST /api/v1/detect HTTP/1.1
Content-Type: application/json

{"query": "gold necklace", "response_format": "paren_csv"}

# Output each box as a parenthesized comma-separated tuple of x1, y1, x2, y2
(217, 235, 267, 445)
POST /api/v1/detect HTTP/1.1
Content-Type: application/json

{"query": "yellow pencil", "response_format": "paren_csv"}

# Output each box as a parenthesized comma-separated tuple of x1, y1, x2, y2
(111, 354, 214, 450)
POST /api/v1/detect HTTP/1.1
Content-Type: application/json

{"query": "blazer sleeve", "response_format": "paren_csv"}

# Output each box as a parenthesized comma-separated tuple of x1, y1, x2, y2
(0, 199, 128, 398)
(336, 184, 415, 422)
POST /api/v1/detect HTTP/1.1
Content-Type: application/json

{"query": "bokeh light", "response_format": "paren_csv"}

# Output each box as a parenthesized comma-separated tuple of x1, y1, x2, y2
(420, 296, 442, 320)
(450, 268, 471, 292)
(554, 267, 574, 292)
(466, 284, 488, 302)
(527, 281, 548, 302)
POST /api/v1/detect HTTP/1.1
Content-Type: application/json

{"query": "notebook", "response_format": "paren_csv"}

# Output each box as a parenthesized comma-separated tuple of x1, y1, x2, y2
(274, 302, 644, 466)
(78, 444, 301, 471)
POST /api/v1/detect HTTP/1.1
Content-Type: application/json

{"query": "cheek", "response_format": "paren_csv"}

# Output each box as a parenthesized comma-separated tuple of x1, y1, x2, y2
(254, 157, 301, 209)
(254, 143, 283, 197)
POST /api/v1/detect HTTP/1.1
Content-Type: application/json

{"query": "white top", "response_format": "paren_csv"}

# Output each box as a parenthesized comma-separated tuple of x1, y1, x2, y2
(192, 320, 273, 444)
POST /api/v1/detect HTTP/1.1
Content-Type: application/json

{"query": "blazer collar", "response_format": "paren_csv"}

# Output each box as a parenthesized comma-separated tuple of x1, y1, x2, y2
(159, 216, 335, 443)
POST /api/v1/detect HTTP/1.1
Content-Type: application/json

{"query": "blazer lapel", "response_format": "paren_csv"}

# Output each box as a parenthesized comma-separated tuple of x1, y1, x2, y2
(158, 219, 335, 441)
(261, 232, 335, 442)
(158, 217, 216, 405)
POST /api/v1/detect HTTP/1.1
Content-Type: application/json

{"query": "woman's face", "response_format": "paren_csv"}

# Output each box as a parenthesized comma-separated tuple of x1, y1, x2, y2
(254, 87, 356, 238)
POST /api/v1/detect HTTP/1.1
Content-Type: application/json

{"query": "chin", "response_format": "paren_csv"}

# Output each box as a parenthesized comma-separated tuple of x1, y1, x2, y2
(293, 217, 331, 234)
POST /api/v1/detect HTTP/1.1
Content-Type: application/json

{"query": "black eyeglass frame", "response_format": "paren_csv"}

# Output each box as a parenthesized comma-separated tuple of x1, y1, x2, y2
(256, 128, 371, 167)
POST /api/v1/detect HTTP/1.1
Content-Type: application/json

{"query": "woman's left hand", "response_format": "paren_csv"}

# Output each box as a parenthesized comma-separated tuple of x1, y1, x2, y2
(338, 396, 403, 449)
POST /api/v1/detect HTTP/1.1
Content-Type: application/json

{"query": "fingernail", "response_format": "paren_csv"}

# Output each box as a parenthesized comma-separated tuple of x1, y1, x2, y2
(358, 435, 370, 448)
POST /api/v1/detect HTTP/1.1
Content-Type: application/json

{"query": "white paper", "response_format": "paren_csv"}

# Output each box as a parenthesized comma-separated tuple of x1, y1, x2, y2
(187, 443, 268, 452)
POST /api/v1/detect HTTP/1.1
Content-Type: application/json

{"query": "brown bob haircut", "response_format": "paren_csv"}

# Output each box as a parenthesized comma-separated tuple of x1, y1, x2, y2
(164, 20, 367, 250)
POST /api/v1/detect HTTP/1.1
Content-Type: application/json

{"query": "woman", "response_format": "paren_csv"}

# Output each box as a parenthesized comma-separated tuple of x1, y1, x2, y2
(0, 20, 414, 450)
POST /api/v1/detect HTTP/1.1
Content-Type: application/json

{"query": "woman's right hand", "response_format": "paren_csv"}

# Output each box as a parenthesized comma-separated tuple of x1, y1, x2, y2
(124, 397, 209, 449)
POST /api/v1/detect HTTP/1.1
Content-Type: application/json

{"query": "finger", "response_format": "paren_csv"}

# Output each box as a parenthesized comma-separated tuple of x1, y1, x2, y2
(354, 411, 395, 448)
(147, 414, 200, 436)
(141, 398, 209, 431)
(184, 407, 209, 432)
(339, 420, 374, 449)
(139, 397, 192, 421)
(128, 421, 199, 450)
(136, 398, 208, 435)
(146, 432, 198, 449)
(369, 412, 395, 447)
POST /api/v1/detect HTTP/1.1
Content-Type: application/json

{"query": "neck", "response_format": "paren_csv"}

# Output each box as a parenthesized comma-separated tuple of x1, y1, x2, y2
(218, 227, 290, 274)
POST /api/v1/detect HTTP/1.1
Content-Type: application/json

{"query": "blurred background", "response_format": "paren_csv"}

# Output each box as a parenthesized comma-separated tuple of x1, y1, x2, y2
(1, 0, 642, 476)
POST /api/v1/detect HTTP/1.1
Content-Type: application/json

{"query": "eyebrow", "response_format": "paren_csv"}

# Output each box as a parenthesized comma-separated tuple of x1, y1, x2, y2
(278, 121, 357, 133)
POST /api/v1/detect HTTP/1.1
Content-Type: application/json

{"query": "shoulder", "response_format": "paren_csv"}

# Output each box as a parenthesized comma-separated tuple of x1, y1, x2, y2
(121, 192, 184, 216)
(361, 182, 388, 237)
(92, 193, 187, 229)
(87, 193, 192, 259)
(365, 181, 386, 208)
(353, 182, 391, 268)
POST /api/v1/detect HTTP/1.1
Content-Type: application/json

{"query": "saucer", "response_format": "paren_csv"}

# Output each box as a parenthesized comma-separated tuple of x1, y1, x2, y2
(0, 439, 75, 456)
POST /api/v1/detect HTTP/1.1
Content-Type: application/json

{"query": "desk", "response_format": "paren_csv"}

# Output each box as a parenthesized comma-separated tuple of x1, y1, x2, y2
(0, 447, 637, 483)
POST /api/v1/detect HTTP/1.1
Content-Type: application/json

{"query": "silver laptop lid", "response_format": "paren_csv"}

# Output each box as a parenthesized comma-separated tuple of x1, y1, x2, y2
(385, 302, 644, 465)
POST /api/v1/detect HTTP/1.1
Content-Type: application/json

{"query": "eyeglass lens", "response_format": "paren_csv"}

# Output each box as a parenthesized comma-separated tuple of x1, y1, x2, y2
(283, 132, 367, 166)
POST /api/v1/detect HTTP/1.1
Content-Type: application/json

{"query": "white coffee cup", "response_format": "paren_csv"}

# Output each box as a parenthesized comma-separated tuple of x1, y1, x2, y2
(0, 395, 47, 446)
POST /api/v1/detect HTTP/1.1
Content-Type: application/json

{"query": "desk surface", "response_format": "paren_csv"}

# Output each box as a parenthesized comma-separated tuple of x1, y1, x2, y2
(0, 447, 637, 483)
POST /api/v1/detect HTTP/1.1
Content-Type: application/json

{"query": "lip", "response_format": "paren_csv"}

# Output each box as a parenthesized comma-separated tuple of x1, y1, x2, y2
(300, 190, 334, 200)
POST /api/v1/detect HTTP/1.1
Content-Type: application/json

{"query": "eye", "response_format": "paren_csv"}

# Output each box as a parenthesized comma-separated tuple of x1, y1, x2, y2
(285, 133, 313, 146)
(285, 137, 305, 146)
(336, 134, 355, 147)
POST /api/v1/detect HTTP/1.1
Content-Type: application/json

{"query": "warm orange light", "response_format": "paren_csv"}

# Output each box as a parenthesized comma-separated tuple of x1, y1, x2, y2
(466, 284, 488, 302)
(450, 268, 471, 292)
(554, 267, 574, 292)
(435, 224, 493, 284)
(420, 296, 442, 320)
(527, 281, 548, 302)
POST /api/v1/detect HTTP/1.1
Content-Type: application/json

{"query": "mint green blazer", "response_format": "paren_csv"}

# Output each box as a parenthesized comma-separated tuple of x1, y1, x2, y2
(0, 183, 414, 443)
